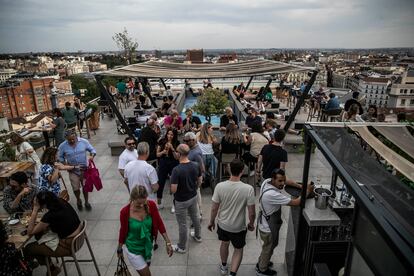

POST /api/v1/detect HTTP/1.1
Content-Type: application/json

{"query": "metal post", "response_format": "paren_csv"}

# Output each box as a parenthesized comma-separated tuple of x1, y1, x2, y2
(143, 78, 158, 108)
(95, 75, 136, 140)
(264, 78, 273, 92)
(292, 125, 313, 276)
(245, 76, 254, 91)
(159, 78, 168, 90)
(284, 70, 318, 132)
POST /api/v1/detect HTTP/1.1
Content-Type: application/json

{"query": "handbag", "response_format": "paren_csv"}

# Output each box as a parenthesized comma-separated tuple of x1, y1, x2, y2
(83, 159, 103, 193)
(59, 176, 70, 202)
(114, 257, 131, 276)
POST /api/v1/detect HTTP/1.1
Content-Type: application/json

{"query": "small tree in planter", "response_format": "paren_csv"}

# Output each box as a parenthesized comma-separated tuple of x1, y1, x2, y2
(193, 88, 229, 123)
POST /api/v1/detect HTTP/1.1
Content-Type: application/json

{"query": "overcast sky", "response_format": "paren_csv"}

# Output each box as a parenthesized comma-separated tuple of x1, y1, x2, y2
(0, 0, 413, 53)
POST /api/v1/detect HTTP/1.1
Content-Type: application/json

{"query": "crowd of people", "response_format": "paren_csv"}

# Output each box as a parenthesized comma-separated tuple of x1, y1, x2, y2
(2, 79, 396, 276)
(2, 128, 97, 275)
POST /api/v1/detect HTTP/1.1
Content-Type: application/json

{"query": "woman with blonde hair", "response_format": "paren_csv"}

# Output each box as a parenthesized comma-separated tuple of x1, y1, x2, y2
(118, 186, 173, 276)
(196, 122, 218, 182)
(10, 132, 41, 185)
(220, 122, 241, 155)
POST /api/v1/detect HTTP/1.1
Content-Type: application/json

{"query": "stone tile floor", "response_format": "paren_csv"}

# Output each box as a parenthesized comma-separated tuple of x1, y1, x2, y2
(15, 103, 331, 276)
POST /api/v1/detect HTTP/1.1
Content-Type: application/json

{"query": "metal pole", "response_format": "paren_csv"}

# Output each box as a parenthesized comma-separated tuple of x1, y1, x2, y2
(284, 70, 318, 132)
(245, 76, 254, 91)
(159, 78, 168, 90)
(95, 75, 136, 140)
(264, 78, 273, 92)
(143, 78, 158, 108)
(292, 125, 313, 276)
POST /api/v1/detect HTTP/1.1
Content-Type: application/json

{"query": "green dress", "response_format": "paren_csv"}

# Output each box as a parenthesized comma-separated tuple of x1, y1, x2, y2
(125, 216, 153, 261)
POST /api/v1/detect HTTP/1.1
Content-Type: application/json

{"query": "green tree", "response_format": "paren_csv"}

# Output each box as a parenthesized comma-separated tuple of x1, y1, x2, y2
(112, 28, 138, 65)
(68, 75, 99, 103)
(193, 88, 229, 123)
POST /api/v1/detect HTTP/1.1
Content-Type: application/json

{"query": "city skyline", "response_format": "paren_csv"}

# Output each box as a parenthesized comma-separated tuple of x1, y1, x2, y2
(0, 0, 414, 53)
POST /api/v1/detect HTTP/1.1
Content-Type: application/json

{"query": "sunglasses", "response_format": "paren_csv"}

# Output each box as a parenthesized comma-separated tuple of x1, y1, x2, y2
(127, 143, 136, 146)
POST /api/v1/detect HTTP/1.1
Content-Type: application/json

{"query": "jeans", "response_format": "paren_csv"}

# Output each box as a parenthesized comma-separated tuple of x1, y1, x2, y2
(175, 196, 201, 250)
(203, 154, 217, 179)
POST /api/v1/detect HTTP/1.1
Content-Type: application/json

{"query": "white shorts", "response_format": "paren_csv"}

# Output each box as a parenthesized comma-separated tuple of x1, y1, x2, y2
(124, 246, 149, 271)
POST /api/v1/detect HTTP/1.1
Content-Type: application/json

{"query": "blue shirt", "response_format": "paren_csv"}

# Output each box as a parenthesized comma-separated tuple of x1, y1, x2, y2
(58, 137, 96, 168)
(38, 164, 61, 196)
(325, 97, 340, 110)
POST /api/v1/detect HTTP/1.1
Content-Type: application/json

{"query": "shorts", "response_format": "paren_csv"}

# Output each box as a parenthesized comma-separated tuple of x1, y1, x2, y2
(217, 225, 247, 249)
(68, 171, 84, 192)
(124, 246, 150, 271)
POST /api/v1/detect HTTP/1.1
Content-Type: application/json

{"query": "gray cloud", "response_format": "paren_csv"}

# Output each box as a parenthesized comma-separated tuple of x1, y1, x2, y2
(0, 0, 413, 52)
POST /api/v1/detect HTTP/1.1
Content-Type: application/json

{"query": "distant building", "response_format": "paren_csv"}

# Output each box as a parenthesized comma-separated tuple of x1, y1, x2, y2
(218, 53, 237, 63)
(0, 69, 17, 83)
(0, 78, 74, 119)
(388, 69, 414, 111)
(358, 76, 390, 108)
(186, 49, 204, 64)
(154, 50, 162, 59)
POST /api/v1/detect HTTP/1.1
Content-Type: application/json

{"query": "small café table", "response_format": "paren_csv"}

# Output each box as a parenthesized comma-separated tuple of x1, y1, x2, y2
(0, 212, 43, 250)
(0, 161, 35, 190)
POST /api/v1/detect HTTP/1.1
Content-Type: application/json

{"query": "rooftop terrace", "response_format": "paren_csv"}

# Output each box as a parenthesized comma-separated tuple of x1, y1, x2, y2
(19, 100, 332, 276)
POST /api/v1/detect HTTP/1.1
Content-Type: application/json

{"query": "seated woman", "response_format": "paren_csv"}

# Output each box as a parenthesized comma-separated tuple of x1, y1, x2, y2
(342, 104, 363, 122)
(3, 172, 37, 214)
(243, 122, 269, 170)
(220, 123, 241, 156)
(118, 186, 173, 276)
(24, 191, 82, 275)
(360, 105, 377, 122)
(0, 220, 32, 275)
(39, 147, 75, 197)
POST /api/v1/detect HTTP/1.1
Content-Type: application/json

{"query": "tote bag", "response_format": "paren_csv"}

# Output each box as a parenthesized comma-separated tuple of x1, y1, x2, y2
(83, 159, 103, 192)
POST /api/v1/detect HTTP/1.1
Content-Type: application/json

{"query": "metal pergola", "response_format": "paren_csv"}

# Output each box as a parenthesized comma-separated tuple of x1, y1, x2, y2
(95, 59, 316, 140)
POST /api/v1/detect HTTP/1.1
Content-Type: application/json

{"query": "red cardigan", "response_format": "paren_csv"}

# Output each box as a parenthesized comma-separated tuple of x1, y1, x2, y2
(118, 200, 167, 244)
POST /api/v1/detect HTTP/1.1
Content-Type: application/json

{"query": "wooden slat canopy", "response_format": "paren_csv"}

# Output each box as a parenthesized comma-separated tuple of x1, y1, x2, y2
(100, 59, 312, 79)
(348, 125, 414, 182)
(374, 126, 414, 157)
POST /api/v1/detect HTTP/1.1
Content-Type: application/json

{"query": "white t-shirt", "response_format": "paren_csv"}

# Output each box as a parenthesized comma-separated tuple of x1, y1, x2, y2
(124, 160, 158, 200)
(212, 180, 255, 233)
(258, 179, 291, 233)
(118, 149, 138, 170)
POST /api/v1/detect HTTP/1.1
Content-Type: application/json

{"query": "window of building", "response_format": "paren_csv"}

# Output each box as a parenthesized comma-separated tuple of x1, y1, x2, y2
(379, 101, 382, 105)
(410, 89, 414, 94)
(401, 99, 406, 105)
(410, 99, 414, 105)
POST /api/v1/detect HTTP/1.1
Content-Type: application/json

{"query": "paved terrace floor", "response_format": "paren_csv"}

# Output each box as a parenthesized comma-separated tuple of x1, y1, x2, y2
(22, 102, 332, 276)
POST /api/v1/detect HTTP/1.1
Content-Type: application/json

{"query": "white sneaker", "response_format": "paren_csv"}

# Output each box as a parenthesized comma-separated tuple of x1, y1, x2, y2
(172, 244, 186, 254)
(190, 232, 202, 243)
(157, 202, 164, 210)
(171, 205, 175, 214)
(190, 227, 195, 237)
(219, 264, 229, 275)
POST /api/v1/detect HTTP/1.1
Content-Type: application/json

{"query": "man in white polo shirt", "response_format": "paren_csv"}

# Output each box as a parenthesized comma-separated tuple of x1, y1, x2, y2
(256, 168, 313, 276)
(124, 142, 159, 200)
(118, 136, 138, 178)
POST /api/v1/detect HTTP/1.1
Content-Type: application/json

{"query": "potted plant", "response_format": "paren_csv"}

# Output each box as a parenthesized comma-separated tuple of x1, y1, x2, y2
(193, 88, 229, 123)
(86, 103, 100, 130)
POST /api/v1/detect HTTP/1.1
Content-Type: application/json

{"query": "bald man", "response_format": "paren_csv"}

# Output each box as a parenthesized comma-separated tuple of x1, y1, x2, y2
(170, 144, 203, 253)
